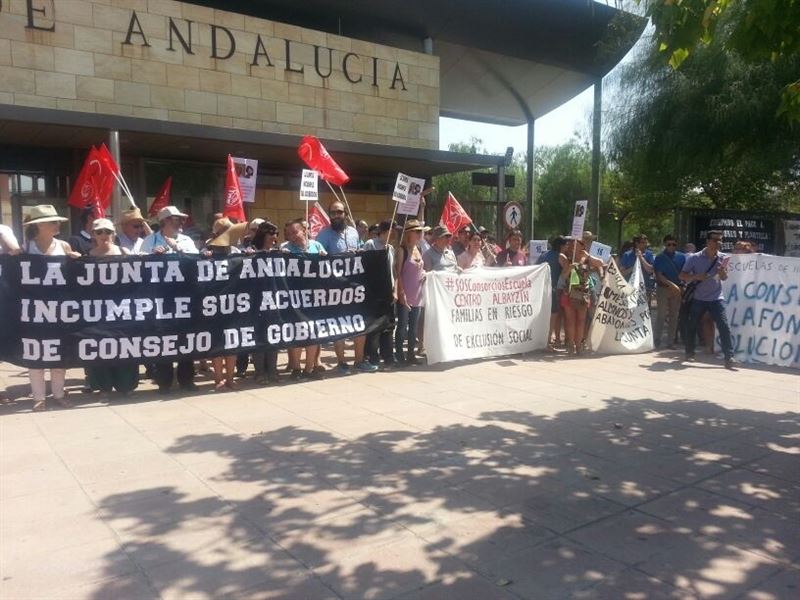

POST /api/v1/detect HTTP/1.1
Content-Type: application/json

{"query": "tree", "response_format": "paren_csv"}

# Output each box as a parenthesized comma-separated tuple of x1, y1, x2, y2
(639, 0, 800, 122)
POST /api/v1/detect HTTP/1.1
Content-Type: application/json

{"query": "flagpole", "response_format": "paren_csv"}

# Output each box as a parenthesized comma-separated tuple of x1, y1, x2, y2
(386, 200, 399, 247)
(337, 185, 355, 226)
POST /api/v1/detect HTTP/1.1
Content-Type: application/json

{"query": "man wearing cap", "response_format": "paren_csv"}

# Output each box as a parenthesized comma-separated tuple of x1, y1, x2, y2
(141, 206, 198, 254)
(423, 226, 458, 271)
(116, 207, 150, 254)
(140, 206, 199, 393)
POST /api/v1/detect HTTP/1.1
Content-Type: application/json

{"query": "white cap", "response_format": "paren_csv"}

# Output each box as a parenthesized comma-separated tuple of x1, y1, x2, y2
(157, 206, 188, 221)
(92, 218, 116, 232)
(249, 218, 265, 231)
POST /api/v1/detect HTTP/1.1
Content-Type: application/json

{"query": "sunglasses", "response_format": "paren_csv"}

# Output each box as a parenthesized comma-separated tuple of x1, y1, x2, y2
(94, 230, 114, 236)
(330, 210, 345, 215)
(666, 243, 677, 247)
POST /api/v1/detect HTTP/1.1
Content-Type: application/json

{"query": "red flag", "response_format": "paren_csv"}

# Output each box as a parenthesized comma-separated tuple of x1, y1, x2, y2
(223, 154, 246, 222)
(67, 146, 116, 217)
(148, 176, 173, 217)
(297, 135, 350, 186)
(307, 202, 330, 240)
(439, 192, 473, 233)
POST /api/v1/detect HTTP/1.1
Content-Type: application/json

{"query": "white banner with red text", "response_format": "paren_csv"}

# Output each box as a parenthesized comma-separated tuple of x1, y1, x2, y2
(423, 266, 551, 365)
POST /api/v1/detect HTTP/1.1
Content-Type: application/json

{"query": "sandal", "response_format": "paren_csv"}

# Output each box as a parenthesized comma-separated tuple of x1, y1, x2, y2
(32, 399, 47, 412)
(53, 397, 72, 409)
(214, 380, 226, 391)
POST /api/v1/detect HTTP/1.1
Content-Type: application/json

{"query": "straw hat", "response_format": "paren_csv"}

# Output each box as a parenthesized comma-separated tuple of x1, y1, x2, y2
(207, 218, 248, 248)
(118, 206, 145, 225)
(431, 225, 452, 240)
(24, 205, 68, 225)
(403, 219, 425, 232)
(92, 218, 115, 232)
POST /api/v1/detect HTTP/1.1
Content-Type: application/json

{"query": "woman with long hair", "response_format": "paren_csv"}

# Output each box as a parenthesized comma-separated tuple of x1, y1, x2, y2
(23, 205, 80, 411)
(559, 237, 604, 355)
(249, 221, 282, 385)
(457, 230, 496, 268)
(394, 219, 426, 365)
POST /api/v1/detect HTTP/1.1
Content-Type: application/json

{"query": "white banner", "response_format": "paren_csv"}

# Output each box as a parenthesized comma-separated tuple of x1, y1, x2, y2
(570, 200, 588, 238)
(300, 169, 319, 202)
(527, 240, 548, 265)
(783, 220, 800, 257)
(423, 265, 551, 365)
(590, 241, 612, 264)
(233, 158, 258, 203)
(723, 254, 800, 368)
(589, 260, 654, 354)
(398, 175, 426, 216)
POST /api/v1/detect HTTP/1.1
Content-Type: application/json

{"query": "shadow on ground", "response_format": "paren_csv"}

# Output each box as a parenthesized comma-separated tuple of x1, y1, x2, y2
(82, 394, 800, 600)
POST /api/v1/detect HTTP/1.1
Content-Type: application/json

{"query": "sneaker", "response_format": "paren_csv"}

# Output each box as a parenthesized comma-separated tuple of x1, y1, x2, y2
(684, 353, 696, 362)
(290, 369, 303, 380)
(355, 361, 378, 373)
(302, 370, 324, 381)
(180, 383, 199, 392)
(337, 362, 351, 374)
(724, 358, 737, 370)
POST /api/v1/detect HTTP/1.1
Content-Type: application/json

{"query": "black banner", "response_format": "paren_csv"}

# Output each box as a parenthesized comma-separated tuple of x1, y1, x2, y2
(694, 214, 775, 253)
(0, 250, 393, 368)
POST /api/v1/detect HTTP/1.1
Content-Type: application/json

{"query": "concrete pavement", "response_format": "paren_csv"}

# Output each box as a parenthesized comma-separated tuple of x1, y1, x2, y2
(1, 350, 798, 599)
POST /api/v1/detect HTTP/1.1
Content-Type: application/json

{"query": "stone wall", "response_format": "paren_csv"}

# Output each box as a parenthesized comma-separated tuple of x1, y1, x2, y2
(0, 0, 440, 148)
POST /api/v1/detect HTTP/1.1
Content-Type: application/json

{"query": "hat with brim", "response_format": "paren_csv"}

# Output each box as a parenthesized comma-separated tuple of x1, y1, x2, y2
(92, 218, 116, 232)
(157, 205, 189, 221)
(403, 219, 424, 232)
(119, 206, 145, 225)
(24, 204, 68, 225)
(431, 225, 452, 240)
(207, 221, 248, 248)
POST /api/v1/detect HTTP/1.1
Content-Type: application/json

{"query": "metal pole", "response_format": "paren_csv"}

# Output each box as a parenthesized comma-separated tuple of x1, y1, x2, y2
(108, 129, 122, 218)
(527, 118, 534, 240)
(591, 79, 602, 238)
(497, 164, 505, 240)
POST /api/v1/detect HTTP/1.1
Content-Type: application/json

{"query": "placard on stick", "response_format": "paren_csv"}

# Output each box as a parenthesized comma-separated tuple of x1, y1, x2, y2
(398, 175, 426, 216)
(300, 169, 319, 202)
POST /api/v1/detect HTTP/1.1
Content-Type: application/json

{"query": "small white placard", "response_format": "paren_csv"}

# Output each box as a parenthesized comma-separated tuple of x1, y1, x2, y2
(300, 169, 319, 202)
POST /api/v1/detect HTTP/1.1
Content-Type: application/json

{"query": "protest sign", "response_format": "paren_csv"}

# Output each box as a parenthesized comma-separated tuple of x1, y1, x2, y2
(722, 254, 800, 368)
(589, 260, 654, 354)
(783, 220, 800, 257)
(0, 252, 393, 369)
(570, 200, 588, 238)
(590, 241, 612, 264)
(232, 157, 258, 203)
(300, 169, 319, 202)
(392, 172, 410, 203)
(397, 175, 425, 216)
(527, 240, 548, 265)
(423, 265, 551, 365)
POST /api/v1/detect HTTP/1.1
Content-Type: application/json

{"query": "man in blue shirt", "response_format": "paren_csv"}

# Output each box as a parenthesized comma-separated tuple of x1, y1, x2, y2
(536, 236, 566, 349)
(314, 201, 377, 374)
(620, 234, 655, 293)
(680, 229, 735, 369)
(653, 234, 686, 349)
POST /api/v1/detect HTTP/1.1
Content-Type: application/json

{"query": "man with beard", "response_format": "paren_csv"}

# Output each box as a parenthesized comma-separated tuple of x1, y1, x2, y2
(315, 201, 378, 374)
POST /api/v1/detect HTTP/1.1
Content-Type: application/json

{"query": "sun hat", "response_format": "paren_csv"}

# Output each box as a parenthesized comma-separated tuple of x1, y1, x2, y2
(118, 206, 145, 224)
(403, 219, 425, 232)
(207, 218, 248, 247)
(431, 225, 452, 240)
(249, 218, 265, 231)
(24, 205, 68, 225)
(92, 218, 115, 232)
(156, 206, 188, 221)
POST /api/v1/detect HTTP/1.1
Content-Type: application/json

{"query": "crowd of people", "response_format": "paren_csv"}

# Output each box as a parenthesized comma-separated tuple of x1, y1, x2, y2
(0, 200, 748, 411)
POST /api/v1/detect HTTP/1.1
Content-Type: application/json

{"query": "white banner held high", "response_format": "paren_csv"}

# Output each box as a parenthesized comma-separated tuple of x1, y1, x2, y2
(590, 241, 612, 264)
(423, 265, 551, 365)
(570, 200, 588, 238)
(589, 259, 654, 354)
(398, 175, 426, 216)
(233, 158, 258, 203)
(300, 169, 319, 202)
(527, 240, 548, 265)
(723, 254, 800, 368)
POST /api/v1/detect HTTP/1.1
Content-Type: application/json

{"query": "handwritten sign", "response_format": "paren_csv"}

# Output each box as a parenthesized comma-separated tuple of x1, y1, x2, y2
(300, 169, 318, 202)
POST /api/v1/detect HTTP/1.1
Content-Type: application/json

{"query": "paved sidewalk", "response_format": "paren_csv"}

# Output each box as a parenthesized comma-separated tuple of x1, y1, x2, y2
(1, 351, 798, 599)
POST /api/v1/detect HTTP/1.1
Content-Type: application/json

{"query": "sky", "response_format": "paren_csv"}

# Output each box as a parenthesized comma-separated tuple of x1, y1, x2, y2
(438, 86, 595, 156)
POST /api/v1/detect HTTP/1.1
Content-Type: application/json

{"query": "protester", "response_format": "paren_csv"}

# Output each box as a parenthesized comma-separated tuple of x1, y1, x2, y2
(457, 230, 496, 268)
(142, 206, 199, 392)
(116, 206, 150, 254)
(680, 230, 736, 369)
(653, 234, 685, 349)
(250, 221, 282, 384)
(284, 218, 324, 379)
(363, 220, 397, 368)
(536, 236, 566, 350)
(683, 242, 696, 253)
(496, 229, 527, 266)
(315, 201, 376, 373)
(395, 219, 426, 365)
(204, 218, 247, 390)
(733, 240, 753, 254)
(0, 221, 20, 255)
(68, 207, 95, 255)
(367, 223, 380, 241)
(23, 205, 79, 411)
(418, 225, 433, 254)
(356, 219, 369, 246)
(620, 234, 655, 290)
(451, 226, 470, 255)
(560, 237, 604, 355)
(84, 218, 140, 396)
(422, 225, 457, 271)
